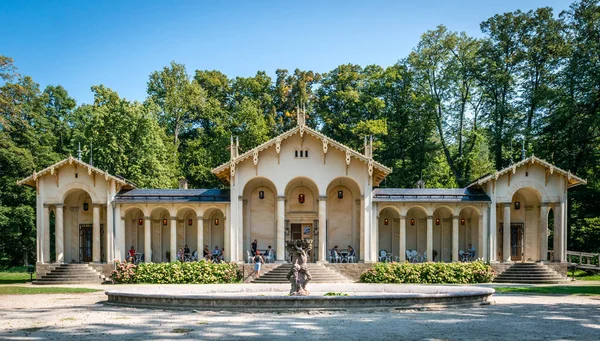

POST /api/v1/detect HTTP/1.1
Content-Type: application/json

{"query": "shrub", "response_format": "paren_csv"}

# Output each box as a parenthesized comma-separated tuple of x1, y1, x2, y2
(359, 261, 494, 284)
(111, 260, 242, 284)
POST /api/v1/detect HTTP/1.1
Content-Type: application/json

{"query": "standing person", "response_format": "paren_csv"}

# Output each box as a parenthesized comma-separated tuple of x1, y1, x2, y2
(128, 246, 136, 262)
(251, 239, 258, 256)
(253, 251, 264, 278)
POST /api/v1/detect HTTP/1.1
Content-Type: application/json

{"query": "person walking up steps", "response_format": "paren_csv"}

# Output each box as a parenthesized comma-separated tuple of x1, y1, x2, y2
(253, 250, 264, 278)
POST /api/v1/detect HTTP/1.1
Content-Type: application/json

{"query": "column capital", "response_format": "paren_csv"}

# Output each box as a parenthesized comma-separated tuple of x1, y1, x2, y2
(540, 202, 550, 207)
(238, 195, 244, 201)
(197, 216, 204, 220)
(453, 215, 460, 219)
(400, 215, 407, 219)
(170, 216, 177, 221)
(427, 215, 434, 219)
(502, 202, 512, 208)
(144, 216, 151, 220)
(277, 196, 286, 201)
(43, 203, 50, 208)
(318, 195, 328, 201)
(54, 203, 64, 208)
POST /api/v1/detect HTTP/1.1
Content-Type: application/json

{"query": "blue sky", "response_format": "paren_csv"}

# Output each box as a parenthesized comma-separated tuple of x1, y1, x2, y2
(1, 0, 573, 105)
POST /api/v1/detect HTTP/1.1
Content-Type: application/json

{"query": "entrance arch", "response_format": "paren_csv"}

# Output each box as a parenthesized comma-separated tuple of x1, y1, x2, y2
(243, 177, 277, 258)
(405, 206, 428, 259)
(432, 206, 454, 262)
(150, 207, 170, 262)
(285, 177, 319, 262)
(458, 206, 481, 261)
(327, 177, 361, 259)
(63, 188, 99, 263)
(378, 207, 400, 260)
(123, 207, 145, 261)
(176, 207, 198, 256)
(204, 207, 225, 258)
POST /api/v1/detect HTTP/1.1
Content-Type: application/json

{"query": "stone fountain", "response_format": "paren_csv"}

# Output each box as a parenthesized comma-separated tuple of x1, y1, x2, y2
(285, 239, 313, 296)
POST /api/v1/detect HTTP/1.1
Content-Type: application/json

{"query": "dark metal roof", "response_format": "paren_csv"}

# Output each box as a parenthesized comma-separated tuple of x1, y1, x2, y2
(114, 189, 230, 203)
(372, 188, 490, 203)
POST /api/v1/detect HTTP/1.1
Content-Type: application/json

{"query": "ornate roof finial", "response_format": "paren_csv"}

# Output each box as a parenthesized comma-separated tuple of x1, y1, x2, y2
(297, 104, 305, 127)
(77, 142, 82, 161)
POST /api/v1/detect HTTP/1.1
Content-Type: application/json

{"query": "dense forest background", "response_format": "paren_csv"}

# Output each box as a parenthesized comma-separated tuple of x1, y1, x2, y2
(1, 0, 599, 265)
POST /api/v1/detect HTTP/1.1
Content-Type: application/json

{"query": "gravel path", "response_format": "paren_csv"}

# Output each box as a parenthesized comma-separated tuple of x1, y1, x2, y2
(1, 290, 600, 340)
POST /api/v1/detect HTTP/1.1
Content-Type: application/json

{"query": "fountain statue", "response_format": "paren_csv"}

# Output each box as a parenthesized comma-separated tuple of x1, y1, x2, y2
(285, 239, 313, 296)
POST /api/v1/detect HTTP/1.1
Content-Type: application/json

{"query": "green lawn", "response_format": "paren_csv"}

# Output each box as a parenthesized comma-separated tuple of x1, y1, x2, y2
(0, 286, 101, 295)
(0, 266, 36, 284)
(567, 269, 600, 281)
(494, 286, 600, 296)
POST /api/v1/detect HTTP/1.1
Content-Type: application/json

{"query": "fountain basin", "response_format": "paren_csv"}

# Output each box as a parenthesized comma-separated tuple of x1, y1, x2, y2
(105, 283, 494, 310)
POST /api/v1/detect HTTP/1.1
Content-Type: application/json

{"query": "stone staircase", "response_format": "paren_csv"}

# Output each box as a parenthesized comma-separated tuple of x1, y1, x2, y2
(493, 262, 568, 284)
(34, 264, 104, 285)
(252, 263, 350, 283)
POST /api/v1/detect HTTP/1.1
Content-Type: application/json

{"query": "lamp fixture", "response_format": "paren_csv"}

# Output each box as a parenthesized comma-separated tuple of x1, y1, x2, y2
(460, 218, 465, 225)
(259, 190, 264, 199)
(298, 193, 305, 204)
(214, 218, 219, 225)
(435, 218, 440, 225)
(514, 201, 521, 210)
(162, 219, 167, 226)
(138, 218, 143, 226)
(83, 203, 89, 211)
(338, 190, 344, 199)
(384, 218, 389, 225)
(187, 218, 193, 226)
(410, 218, 415, 226)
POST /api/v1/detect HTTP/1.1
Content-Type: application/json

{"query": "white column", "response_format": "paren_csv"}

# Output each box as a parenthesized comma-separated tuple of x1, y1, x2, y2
(482, 206, 489, 262)
(554, 202, 564, 262)
(359, 197, 365, 262)
(55, 204, 64, 263)
(225, 204, 232, 261)
(276, 196, 285, 262)
(92, 204, 101, 262)
(238, 196, 244, 262)
(503, 203, 511, 262)
(399, 215, 406, 261)
(478, 213, 484, 261)
(43, 204, 50, 263)
(115, 204, 124, 261)
(452, 215, 459, 262)
(489, 202, 497, 262)
(426, 216, 433, 261)
(540, 204, 549, 261)
(36, 187, 42, 263)
(106, 206, 113, 263)
(561, 195, 568, 262)
(318, 196, 327, 262)
(144, 216, 151, 262)
(170, 217, 177, 262)
(197, 216, 204, 259)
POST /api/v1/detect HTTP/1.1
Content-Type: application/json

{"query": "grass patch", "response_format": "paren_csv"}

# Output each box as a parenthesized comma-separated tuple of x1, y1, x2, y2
(0, 286, 101, 295)
(494, 286, 600, 296)
(567, 269, 600, 281)
(196, 321, 208, 325)
(171, 328, 193, 333)
(324, 292, 349, 296)
(20, 327, 43, 333)
(0, 269, 35, 284)
(60, 317, 76, 322)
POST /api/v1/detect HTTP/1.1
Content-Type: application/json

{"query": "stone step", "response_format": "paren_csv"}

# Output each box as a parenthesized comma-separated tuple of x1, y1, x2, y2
(41, 274, 101, 279)
(36, 263, 105, 284)
(252, 263, 350, 284)
(494, 279, 568, 284)
(33, 280, 103, 285)
(493, 263, 566, 284)
(48, 269, 102, 274)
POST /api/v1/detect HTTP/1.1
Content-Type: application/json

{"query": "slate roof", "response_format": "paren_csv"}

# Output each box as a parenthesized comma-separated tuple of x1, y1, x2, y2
(372, 188, 490, 203)
(113, 189, 230, 203)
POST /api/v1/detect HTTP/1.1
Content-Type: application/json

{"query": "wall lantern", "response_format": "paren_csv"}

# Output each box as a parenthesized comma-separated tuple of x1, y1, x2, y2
(435, 218, 440, 225)
(410, 218, 415, 226)
(338, 190, 344, 199)
(460, 218, 465, 225)
(83, 203, 89, 211)
(384, 218, 389, 225)
(162, 219, 168, 226)
(514, 201, 521, 210)
(138, 218, 143, 226)
(214, 218, 219, 226)
(298, 193, 305, 204)
(259, 190, 265, 199)
(187, 218, 193, 226)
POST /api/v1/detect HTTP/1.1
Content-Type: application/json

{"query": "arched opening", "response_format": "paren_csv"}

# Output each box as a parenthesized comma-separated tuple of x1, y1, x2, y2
(204, 208, 225, 259)
(433, 206, 454, 262)
(123, 207, 144, 262)
(500, 187, 542, 261)
(63, 188, 97, 263)
(150, 207, 170, 262)
(243, 177, 277, 258)
(378, 207, 400, 261)
(284, 177, 319, 262)
(49, 210, 56, 263)
(458, 207, 481, 261)
(548, 208, 555, 261)
(176, 208, 198, 258)
(327, 177, 361, 259)
(405, 206, 428, 259)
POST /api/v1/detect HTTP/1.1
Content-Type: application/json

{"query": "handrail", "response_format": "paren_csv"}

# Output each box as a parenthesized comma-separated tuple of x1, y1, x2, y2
(566, 250, 600, 269)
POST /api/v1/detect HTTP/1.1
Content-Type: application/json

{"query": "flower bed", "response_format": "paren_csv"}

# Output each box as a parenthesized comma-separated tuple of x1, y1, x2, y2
(359, 261, 494, 284)
(111, 260, 242, 284)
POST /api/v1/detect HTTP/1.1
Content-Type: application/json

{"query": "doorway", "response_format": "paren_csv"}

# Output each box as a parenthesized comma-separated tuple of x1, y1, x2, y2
(79, 224, 104, 262)
(510, 223, 524, 261)
(290, 223, 314, 262)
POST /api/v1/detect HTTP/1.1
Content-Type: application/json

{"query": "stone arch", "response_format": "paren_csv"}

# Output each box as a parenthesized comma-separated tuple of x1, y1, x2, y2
(405, 206, 428, 256)
(149, 207, 170, 262)
(284, 177, 319, 213)
(326, 177, 361, 257)
(123, 206, 145, 258)
(457, 206, 480, 259)
(378, 207, 400, 259)
(243, 177, 277, 254)
(506, 181, 549, 203)
(508, 187, 543, 261)
(62, 188, 96, 263)
(378, 205, 401, 217)
(59, 183, 100, 204)
(432, 206, 454, 262)
(203, 207, 226, 257)
(176, 207, 199, 255)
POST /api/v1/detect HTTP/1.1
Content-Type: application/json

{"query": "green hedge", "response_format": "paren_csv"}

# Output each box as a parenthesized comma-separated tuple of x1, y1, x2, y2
(111, 260, 242, 284)
(360, 261, 494, 284)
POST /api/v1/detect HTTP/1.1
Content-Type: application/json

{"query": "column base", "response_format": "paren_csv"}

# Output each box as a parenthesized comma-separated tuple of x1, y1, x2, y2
(275, 260, 288, 264)
(316, 260, 329, 265)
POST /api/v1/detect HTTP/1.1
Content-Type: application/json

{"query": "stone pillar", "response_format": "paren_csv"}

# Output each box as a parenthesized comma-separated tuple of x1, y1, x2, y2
(55, 204, 64, 263)
(115, 204, 124, 261)
(43, 204, 50, 263)
(144, 216, 151, 262)
(359, 197, 365, 262)
(399, 215, 406, 261)
(238, 196, 244, 262)
(197, 216, 203, 259)
(318, 196, 327, 262)
(452, 215, 459, 262)
(478, 213, 484, 261)
(92, 204, 101, 263)
(276, 196, 285, 262)
(554, 202, 563, 262)
(170, 217, 177, 262)
(503, 203, 511, 262)
(540, 204, 549, 261)
(426, 216, 433, 261)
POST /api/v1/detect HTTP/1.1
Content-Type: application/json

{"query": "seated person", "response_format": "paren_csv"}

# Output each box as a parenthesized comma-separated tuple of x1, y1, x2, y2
(203, 245, 210, 259)
(467, 244, 476, 258)
(184, 244, 190, 256)
(177, 247, 184, 261)
(191, 250, 198, 261)
(212, 246, 221, 262)
(347, 245, 355, 257)
(128, 246, 136, 262)
(219, 248, 225, 262)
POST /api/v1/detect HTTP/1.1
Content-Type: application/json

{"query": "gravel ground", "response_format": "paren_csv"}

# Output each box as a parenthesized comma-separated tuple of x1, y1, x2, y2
(1, 290, 600, 340)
